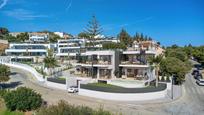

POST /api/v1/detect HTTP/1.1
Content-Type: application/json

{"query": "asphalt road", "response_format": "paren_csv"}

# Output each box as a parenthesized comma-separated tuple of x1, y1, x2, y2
(7, 68, 204, 115)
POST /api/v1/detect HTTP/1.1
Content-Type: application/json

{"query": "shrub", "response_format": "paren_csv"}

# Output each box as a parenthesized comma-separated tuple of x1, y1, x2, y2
(0, 89, 8, 97)
(102, 42, 126, 50)
(0, 64, 10, 82)
(36, 100, 112, 115)
(3, 87, 42, 111)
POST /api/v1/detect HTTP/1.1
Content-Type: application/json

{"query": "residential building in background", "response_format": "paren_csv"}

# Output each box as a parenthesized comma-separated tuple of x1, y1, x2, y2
(54, 32, 64, 38)
(56, 39, 85, 59)
(5, 43, 54, 62)
(29, 32, 49, 43)
(9, 32, 23, 37)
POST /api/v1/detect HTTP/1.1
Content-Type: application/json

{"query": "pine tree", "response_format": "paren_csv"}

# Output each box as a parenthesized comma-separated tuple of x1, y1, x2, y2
(84, 15, 102, 39)
(118, 29, 132, 47)
(140, 33, 144, 41)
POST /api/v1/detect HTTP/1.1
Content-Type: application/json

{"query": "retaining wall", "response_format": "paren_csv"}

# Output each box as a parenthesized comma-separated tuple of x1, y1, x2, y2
(1, 62, 45, 82)
(46, 80, 67, 90)
(79, 87, 167, 101)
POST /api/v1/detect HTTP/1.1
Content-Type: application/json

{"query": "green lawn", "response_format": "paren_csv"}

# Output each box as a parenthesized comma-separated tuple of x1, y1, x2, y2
(86, 83, 118, 88)
(0, 110, 24, 115)
(81, 83, 167, 93)
(58, 77, 66, 80)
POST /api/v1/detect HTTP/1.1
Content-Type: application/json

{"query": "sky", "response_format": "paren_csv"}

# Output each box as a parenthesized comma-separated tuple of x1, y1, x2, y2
(0, 0, 204, 46)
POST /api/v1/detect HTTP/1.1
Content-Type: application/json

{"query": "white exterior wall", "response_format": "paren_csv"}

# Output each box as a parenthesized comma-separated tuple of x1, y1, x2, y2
(5, 43, 51, 58)
(0, 60, 45, 82)
(56, 39, 85, 57)
(79, 50, 116, 79)
(54, 32, 64, 38)
(46, 80, 67, 90)
(79, 88, 167, 101)
(29, 33, 49, 42)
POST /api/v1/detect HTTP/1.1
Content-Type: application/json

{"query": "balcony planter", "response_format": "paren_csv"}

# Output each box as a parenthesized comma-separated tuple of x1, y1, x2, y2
(159, 76, 162, 81)
(164, 76, 167, 81)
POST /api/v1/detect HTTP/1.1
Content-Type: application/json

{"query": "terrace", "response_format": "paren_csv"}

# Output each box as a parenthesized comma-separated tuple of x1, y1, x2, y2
(79, 55, 112, 65)
(120, 54, 147, 65)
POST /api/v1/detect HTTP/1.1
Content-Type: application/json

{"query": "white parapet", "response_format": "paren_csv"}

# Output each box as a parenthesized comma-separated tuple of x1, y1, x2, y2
(45, 80, 67, 90)
(0, 59, 45, 82)
(79, 88, 167, 101)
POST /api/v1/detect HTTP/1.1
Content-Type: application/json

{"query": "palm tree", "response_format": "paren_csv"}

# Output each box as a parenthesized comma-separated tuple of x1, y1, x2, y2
(148, 54, 163, 87)
(44, 49, 57, 76)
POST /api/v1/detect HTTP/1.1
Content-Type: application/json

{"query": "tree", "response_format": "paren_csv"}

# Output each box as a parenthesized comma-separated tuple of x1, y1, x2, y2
(0, 64, 10, 83)
(49, 33, 61, 43)
(165, 48, 188, 62)
(78, 32, 91, 39)
(148, 54, 163, 87)
(133, 32, 140, 42)
(102, 42, 126, 50)
(0, 27, 9, 35)
(3, 87, 42, 111)
(7, 35, 21, 42)
(160, 57, 191, 85)
(44, 49, 57, 76)
(118, 28, 132, 47)
(44, 49, 57, 68)
(191, 46, 204, 64)
(84, 15, 102, 39)
(171, 44, 179, 49)
(16, 32, 29, 42)
(140, 33, 144, 41)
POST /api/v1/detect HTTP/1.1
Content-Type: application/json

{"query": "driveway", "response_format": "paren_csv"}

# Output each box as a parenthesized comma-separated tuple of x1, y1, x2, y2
(7, 68, 204, 115)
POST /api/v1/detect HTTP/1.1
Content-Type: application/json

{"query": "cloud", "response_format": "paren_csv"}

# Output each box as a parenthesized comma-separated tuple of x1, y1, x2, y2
(65, 0, 72, 12)
(0, 0, 8, 9)
(3, 9, 48, 20)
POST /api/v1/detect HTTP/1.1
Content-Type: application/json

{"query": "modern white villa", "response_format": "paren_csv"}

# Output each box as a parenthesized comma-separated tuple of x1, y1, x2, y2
(72, 40, 163, 88)
(29, 32, 49, 43)
(56, 39, 85, 59)
(75, 50, 118, 80)
(5, 43, 53, 62)
(118, 41, 159, 84)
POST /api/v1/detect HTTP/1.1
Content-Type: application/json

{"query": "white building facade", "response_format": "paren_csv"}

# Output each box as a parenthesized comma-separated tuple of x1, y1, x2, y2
(5, 43, 54, 62)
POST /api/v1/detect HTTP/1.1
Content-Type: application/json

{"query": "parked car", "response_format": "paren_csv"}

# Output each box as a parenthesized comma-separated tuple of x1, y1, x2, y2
(194, 73, 202, 80)
(68, 86, 78, 93)
(196, 79, 204, 86)
(192, 70, 199, 76)
(194, 64, 203, 70)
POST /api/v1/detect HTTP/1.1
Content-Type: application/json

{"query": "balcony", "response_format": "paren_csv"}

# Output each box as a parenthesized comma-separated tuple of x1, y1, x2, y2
(119, 60, 149, 68)
(81, 60, 111, 65)
(121, 60, 141, 65)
